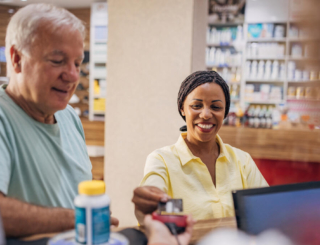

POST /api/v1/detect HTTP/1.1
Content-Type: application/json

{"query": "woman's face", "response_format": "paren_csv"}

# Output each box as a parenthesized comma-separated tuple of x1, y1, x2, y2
(181, 82, 226, 144)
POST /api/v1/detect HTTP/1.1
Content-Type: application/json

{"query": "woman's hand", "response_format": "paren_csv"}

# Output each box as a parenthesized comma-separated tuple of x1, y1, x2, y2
(132, 186, 169, 213)
(132, 186, 170, 225)
(144, 214, 195, 245)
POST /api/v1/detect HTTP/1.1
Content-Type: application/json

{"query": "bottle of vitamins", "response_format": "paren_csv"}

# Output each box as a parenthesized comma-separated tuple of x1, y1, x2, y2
(75, 180, 110, 245)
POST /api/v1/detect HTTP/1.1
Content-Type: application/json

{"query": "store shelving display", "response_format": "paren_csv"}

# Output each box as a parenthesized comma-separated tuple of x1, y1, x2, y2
(89, 2, 108, 121)
(205, 19, 318, 110)
(243, 22, 288, 107)
(206, 22, 244, 103)
(206, 0, 320, 130)
(243, 20, 320, 109)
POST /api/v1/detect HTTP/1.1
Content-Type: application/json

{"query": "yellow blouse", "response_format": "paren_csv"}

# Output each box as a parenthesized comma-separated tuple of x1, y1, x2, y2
(140, 132, 268, 220)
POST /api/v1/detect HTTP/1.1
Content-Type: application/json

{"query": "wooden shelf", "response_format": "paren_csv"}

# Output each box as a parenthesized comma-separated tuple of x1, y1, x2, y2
(208, 22, 243, 26)
(246, 79, 285, 83)
(287, 98, 320, 102)
(288, 57, 320, 62)
(247, 38, 286, 42)
(207, 65, 241, 69)
(207, 43, 235, 48)
(246, 57, 286, 60)
(93, 110, 105, 114)
(288, 37, 320, 42)
(288, 80, 320, 84)
(245, 100, 284, 104)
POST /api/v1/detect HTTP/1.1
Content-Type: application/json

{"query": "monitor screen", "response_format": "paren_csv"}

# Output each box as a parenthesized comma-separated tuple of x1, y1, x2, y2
(240, 188, 320, 234)
(233, 182, 320, 243)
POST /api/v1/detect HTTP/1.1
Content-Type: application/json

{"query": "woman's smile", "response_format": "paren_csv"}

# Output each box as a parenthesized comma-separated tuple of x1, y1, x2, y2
(195, 123, 216, 132)
(181, 82, 226, 144)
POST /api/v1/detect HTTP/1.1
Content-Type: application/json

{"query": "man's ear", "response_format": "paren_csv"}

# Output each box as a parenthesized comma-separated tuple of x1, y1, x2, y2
(10, 46, 22, 73)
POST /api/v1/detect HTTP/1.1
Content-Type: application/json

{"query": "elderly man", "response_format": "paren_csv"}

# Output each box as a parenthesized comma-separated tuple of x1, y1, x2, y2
(0, 4, 118, 237)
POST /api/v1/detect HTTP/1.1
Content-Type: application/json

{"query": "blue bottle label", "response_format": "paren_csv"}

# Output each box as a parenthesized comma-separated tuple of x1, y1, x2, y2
(75, 207, 86, 244)
(92, 206, 110, 244)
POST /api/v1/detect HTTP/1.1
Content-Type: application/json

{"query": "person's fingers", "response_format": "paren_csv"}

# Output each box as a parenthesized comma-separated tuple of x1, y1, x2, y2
(143, 214, 153, 230)
(132, 195, 159, 214)
(177, 215, 195, 245)
(132, 186, 171, 214)
(133, 186, 169, 202)
(186, 214, 195, 234)
(187, 214, 196, 226)
(111, 216, 119, 227)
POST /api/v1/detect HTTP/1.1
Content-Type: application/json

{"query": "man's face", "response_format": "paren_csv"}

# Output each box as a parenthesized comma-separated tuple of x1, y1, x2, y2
(18, 24, 84, 115)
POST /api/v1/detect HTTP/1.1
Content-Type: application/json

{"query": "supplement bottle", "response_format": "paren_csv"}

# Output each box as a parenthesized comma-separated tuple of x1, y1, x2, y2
(75, 180, 110, 245)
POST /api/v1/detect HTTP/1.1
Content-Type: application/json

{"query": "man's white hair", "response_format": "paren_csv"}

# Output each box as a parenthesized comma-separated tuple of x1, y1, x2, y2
(5, 3, 85, 77)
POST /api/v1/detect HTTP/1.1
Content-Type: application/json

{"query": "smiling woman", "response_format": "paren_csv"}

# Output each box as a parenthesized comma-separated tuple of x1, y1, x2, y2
(132, 70, 269, 223)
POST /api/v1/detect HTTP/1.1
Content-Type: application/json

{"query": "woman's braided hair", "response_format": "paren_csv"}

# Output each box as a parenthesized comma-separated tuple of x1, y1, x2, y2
(177, 71, 230, 123)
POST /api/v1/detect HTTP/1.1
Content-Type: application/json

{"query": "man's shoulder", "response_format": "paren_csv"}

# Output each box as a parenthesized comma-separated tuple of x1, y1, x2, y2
(0, 93, 20, 124)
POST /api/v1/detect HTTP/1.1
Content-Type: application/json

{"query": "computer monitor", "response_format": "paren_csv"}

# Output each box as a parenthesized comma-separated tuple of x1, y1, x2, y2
(232, 181, 320, 243)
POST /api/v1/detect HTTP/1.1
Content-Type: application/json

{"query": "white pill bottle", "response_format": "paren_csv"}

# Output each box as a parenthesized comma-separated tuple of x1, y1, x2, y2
(75, 180, 110, 245)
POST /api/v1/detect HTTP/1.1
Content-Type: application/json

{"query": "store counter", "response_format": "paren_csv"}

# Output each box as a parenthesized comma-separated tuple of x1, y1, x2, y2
(219, 126, 320, 163)
(12, 217, 236, 245)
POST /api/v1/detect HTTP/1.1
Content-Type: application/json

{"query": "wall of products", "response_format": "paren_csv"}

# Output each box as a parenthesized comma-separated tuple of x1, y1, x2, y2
(206, 0, 320, 130)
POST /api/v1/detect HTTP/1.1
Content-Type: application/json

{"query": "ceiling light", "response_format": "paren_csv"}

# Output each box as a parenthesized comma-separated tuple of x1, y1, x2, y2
(8, 9, 14, 14)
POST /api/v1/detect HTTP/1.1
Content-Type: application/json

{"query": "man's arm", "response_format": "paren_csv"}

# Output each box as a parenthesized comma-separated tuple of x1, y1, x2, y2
(0, 192, 74, 238)
(0, 192, 119, 238)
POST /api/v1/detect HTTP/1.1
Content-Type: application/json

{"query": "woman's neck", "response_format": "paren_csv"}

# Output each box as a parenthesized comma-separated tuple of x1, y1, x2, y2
(184, 134, 220, 157)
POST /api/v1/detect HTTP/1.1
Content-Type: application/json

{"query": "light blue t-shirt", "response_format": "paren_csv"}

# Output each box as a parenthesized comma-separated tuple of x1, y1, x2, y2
(0, 84, 92, 209)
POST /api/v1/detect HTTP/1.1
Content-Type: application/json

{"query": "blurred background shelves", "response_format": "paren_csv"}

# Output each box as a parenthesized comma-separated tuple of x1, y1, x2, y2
(89, 2, 108, 121)
(246, 79, 285, 83)
(247, 37, 287, 42)
(246, 57, 286, 60)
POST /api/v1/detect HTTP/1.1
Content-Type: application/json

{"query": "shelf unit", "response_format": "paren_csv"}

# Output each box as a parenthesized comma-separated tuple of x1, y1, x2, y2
(247, 38, 287, 42)
(89, 2, 108, 121)
(242, 21, 289, 108)
(240, 19, 320, 109)
(206, 21, 320, 111)
(246, 57, 286, 60)
(206, 22, 244, 103)
(205, 0, 320, 112)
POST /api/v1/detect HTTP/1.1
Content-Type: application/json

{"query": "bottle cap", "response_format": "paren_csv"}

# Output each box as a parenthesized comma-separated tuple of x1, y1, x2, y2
(78, 180, 105, 195)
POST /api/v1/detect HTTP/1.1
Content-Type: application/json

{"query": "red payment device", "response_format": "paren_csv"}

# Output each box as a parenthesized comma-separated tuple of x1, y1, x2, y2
(152, 199, 187, 234)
